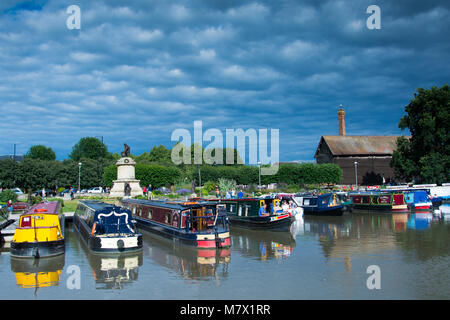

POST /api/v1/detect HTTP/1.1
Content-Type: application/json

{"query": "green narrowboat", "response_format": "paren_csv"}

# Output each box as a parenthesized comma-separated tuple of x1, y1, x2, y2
(212, 197, 294, 231)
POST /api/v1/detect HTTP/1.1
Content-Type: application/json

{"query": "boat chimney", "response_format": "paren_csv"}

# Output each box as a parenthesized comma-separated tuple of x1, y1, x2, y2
(338, 105, 346, 136)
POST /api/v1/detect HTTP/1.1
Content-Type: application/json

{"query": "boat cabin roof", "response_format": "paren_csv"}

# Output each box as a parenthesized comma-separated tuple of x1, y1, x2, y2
(23, 201, 60, 215)
(121, 198, 218, 210)
(79, 200, 118, 212)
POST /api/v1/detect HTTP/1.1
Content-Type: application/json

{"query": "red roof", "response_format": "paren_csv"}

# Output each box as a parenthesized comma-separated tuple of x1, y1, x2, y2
(25, 201, 60, 215)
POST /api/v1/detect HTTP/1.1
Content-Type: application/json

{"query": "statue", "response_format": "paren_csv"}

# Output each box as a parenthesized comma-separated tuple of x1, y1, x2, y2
(121, 143, 130, 157)
(124, 182, 131, 196)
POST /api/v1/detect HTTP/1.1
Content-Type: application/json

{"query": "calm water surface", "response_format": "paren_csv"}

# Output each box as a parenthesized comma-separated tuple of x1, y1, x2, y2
(1, 205, 449, 300)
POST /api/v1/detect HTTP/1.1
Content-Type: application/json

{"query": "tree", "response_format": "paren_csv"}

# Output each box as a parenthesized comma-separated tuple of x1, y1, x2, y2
(392, 84, 450, 184)
(0, 158, 17, 189)
(25, 145, 56, 161)
(69, 137, 109, 161)
(147, 145, 172, 163)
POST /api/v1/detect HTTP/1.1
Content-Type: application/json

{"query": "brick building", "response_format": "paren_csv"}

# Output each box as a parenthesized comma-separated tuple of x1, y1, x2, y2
(314, 107, 407, 185)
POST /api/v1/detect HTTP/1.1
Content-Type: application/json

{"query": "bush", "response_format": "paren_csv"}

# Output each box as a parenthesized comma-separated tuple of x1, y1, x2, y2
(203, 181, 216, 193)
(0, 190, 18, 203)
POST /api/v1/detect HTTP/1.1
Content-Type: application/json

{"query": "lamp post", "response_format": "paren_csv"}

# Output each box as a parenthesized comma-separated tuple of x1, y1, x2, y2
(78, 162, 82, 194)
(196, 164, 201, 196)
(354, 161, 358, 189)
(257, 161, 262, 192)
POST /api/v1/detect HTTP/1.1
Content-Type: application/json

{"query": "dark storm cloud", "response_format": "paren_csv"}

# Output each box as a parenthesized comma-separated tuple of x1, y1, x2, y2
(0, 0, 449, 160)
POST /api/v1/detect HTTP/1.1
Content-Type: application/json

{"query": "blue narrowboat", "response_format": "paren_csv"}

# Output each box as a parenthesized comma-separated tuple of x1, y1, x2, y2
(404, 190, 432, 211)
(295, 193, 345, 216)
(120, 199, 231, 249)
(73, 201, 142, 253)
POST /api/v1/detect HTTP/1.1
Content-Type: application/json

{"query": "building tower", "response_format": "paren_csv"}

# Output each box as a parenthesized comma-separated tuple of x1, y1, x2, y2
(338, 105, 346, 136)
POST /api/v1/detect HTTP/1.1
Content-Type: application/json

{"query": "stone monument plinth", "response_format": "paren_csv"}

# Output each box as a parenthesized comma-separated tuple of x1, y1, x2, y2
(109, 157, 143, 197)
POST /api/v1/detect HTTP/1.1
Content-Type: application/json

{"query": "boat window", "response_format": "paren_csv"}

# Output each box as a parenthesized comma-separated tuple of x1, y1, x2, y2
(132, 206, 136, 215)
(180, 210, 189, 229)
(238, 206, 242, 216)
(303, 198, 317, 206)
(20, 216, 32, 228)
(148, 209, 153, 219)
(165, 213, 172, 225)
(321, 196, 330, 205)
(229, 204, 235, 213)
(172, 212, 179, 228)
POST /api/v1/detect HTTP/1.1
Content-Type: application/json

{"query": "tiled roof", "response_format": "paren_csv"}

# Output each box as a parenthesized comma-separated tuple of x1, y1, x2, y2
(315, 135, 409, 157)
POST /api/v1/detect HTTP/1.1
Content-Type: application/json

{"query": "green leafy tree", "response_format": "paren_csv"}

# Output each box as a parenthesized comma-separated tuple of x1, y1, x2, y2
(392, 84, 450, 184)
(25, 145, 56, 161)
(69, 137, 109, 161)
(0, 158, 17, 189)
(147, 145, 172, 163)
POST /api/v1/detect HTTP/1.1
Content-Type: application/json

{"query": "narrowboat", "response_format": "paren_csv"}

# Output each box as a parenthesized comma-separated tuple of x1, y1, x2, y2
(295, 193, 345, 216)
(73, 201, 142, 253)
(404, 190, 432, 211)
(120, 199, 231, 249)
(349, 191, 408, 212)
(210, 196, 294, 231)
(10, 201, 65, 259)
(1, 202, 31, 245)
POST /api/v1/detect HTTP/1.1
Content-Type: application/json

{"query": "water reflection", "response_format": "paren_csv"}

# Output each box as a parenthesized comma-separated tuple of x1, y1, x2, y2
(230, 226, 296, 260)
(300, 205, 450, 269)
(72, 224, 143, 290)
(10, 255, 65, 293)
(87, 252, 143, 290)
(142, 233, 230, 282)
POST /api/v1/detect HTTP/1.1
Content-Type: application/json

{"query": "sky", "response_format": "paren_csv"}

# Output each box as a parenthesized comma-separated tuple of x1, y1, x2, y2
(0, 0, 449, 162)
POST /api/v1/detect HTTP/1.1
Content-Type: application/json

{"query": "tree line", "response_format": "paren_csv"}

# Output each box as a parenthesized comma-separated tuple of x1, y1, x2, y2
(0, 137, 343, 191)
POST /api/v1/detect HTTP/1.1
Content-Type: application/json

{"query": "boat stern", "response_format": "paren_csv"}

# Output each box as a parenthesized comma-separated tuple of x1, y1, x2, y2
(196, 231, 231, 249)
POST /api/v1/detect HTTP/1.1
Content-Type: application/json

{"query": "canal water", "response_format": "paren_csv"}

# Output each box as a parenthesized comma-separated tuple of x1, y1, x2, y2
(1, 205, 449, 300)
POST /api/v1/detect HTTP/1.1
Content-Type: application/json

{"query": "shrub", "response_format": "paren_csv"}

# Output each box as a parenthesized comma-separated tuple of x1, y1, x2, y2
(0, 190, 18, 203)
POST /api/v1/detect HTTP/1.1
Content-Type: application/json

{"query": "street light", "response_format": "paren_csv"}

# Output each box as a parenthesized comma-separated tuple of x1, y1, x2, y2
(196, 164, 201, 196)
(354, 161, 358, 189)
(257, 161, 262, 192)
(78, 162, 82, 194)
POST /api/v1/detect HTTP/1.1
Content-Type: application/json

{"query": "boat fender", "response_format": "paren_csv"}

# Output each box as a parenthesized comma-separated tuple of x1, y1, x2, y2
(90, 222, 97, 236)
(117, 239, 124, 250)
(33, 247, 40, 259)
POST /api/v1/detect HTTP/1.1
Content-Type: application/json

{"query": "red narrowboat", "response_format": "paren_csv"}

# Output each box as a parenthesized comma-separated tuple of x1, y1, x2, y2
(120, 199, 231, 249)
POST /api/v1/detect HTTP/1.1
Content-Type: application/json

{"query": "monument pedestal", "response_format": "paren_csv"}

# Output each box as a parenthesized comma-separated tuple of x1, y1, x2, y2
(109, 157, 143, 197)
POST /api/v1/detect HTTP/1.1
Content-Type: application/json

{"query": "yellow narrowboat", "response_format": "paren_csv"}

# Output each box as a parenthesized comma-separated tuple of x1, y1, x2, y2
(11, 201, 65, 258)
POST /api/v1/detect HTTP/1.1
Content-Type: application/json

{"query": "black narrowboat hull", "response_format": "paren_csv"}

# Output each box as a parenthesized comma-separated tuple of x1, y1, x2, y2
(303, 206, 345, 216)
(227, 214, 294, 231)
(10, 239, 65, 258)
(134, 216, 231, 249)
(73, 214, 142, 253)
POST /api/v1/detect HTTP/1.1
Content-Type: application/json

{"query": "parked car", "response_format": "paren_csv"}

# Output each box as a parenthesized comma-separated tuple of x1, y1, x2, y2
(88, 187, 103, 194)
(11, 188, 24, 195)
(33, 189, 55, 197)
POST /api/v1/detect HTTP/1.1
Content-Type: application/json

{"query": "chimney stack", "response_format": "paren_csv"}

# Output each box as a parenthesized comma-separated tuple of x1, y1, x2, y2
(338, 105, 345, 136)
